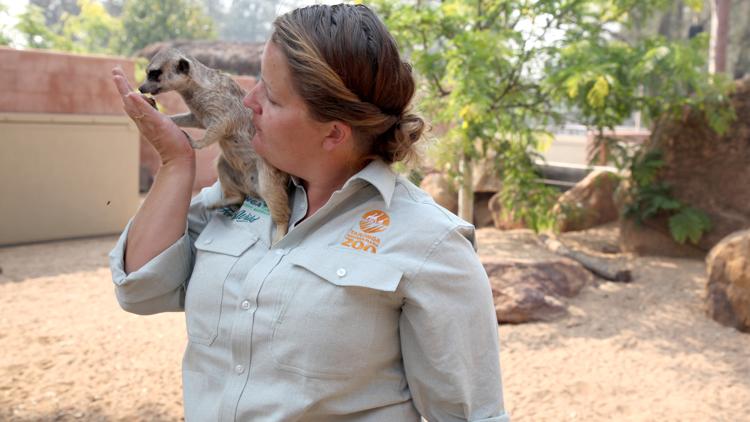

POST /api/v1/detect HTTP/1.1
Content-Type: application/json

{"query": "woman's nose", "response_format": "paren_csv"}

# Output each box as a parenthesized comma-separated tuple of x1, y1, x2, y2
(243, 85, 261, 115)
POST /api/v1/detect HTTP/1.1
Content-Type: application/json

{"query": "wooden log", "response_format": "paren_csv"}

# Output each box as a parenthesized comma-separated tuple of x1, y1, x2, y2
(538, 233, 632, 282)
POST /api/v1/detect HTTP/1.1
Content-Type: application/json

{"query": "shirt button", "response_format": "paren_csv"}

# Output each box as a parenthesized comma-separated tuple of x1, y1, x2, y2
(275, 249, 286, 256)
(204, 238, 213, 244)
(336, 268, 347, 277)
(241, 300, 251, 310)
(234, 364, 245, 374)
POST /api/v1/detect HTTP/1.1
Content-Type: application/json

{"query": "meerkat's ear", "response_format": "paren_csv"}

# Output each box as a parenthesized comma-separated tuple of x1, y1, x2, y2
(177, 58, 190, 74)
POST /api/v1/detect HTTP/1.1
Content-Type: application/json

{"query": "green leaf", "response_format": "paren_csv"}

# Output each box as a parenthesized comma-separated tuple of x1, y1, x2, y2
(565, 74, 581, 98)
(586, 75, 610, 108)
(669, 208, 711, 244)
(684, 0, 704, 12)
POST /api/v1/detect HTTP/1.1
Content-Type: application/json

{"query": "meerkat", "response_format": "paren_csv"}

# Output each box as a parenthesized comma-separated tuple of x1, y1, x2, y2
(139, 48, 290, 243)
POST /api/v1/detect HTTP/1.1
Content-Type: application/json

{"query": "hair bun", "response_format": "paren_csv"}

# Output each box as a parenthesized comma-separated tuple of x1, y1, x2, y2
(381, 112, 424, 163)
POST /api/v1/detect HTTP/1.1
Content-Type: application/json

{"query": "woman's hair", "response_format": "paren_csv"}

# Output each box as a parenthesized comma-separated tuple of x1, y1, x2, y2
(271, 4, 425, 164)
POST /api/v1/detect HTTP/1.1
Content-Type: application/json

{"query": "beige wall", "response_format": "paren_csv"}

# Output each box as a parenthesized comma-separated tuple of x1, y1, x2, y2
(0, 48, 142, 245)
(0, 47, 257, 245)
(0, 113, 139, 246)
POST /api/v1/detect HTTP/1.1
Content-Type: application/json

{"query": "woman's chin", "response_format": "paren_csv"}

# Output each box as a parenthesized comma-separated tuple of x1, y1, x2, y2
(251, 135, 264, 153)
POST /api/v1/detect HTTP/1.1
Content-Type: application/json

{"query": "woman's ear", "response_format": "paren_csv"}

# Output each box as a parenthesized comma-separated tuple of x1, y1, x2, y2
(321, 121, 353, 152)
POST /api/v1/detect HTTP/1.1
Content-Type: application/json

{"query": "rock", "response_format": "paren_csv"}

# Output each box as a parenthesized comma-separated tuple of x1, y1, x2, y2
(622, 77, 750, 253)
(473, 192, 495, 228)
(705, 229, 750, 333)
(473, 158, 502, 192)
(493, 285, 568, 323)
(553, 170, 619, 232)
(419, 172, 458, 213)
(418, 172, 494, 227)
(483, 257, 593, 323)
(618, 217, 704, 258)
(488, 192, 526, 230)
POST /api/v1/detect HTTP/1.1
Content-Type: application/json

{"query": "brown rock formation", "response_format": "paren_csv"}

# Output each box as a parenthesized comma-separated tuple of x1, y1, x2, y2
(419, 172, 458, 214)
(483, 257, 593, 323)
(553, 170, 620, 232)
(488, 192, 526, 230)
(621, 77, 750, 254)
(706, 229, 750, 333)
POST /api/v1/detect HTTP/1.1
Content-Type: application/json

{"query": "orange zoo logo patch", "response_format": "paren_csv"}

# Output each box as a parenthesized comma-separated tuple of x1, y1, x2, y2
(341, 210, 390, 253)
(359, 210, 390, 233)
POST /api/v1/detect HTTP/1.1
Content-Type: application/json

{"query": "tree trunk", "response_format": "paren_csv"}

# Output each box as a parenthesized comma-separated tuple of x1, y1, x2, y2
(732, 1, 750, 79)
(709, 0, 731, 74)
(458, 152, 474, 223)
(538, 234, 632, 282)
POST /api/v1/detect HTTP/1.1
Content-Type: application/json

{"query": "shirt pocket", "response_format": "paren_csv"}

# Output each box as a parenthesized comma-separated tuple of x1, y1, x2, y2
(186, 217, 259, 346)
(271, 248, 404, 379)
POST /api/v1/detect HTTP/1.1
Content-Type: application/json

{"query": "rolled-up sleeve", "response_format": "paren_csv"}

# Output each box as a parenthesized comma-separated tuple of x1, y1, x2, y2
(108, 183, 219, 315)
(400, 225, 510, 422)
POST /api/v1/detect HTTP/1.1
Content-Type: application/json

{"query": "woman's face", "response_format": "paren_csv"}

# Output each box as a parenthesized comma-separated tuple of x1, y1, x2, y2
(242, 41, 329, 177)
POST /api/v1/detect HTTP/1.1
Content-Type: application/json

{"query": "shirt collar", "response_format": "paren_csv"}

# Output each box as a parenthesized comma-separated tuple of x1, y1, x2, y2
(289, 159, 397, 208)
(350, 159, 397, 208)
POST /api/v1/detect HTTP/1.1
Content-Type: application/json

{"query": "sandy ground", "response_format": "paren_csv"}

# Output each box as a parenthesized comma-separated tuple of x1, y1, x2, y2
(1, 225, 749, 421)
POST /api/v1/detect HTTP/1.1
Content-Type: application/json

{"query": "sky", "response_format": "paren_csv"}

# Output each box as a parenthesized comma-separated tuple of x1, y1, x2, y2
(0, 0, 604, 53)
(0, 0, 25, 23)
(0, 0, 27, 45)
(0, 0, 349, 47)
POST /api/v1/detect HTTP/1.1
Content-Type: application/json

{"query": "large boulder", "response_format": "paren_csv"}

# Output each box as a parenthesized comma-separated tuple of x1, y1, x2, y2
(418, 171, 496, 227)
(621, 77, 750, 254)
(488, 192, 526, 230)
(473, 192, 495, 228)
(483, 256, 593, 323)
(553, 170, 619, 232)
(473, 158, 502, 192)
(618, 217, 705, 258)
(419, 172, 458, 213)
(705, 229, 750, 333)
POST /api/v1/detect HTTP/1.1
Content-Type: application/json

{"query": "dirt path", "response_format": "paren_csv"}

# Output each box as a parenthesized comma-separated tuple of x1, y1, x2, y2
(1, 226, 748, 421)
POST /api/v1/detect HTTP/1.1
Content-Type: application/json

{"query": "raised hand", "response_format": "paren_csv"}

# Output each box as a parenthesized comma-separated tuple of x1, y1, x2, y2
(111, 66, 195, 166)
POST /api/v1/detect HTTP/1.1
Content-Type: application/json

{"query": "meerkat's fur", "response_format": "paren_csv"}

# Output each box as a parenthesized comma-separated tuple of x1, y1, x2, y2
(139, 48, 290, 243)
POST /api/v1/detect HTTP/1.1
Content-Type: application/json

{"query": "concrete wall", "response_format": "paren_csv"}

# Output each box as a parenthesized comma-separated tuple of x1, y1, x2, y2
(0, 113, 139, 245)
(0, 48, 139, 245)
(0, 47, 258, 245)
(0, 47, 136, 115)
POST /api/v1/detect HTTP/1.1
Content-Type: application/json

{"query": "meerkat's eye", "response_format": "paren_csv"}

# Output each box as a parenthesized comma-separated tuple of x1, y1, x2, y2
(147, 69, 162, 81)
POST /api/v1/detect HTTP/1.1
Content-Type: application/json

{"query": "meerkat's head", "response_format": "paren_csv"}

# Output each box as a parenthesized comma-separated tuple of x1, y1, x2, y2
(139, 48, 194, 95)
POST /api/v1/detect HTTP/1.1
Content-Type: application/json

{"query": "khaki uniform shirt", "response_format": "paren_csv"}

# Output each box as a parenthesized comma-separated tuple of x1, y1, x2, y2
(109, 159, 509, 421)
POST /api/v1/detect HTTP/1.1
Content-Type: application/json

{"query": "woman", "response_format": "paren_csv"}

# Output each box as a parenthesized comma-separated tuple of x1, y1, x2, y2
(109, 4, 509, 421)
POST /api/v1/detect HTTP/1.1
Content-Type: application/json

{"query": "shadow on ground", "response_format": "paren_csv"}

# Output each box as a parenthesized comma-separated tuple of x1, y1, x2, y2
(0, 235, 118, 283)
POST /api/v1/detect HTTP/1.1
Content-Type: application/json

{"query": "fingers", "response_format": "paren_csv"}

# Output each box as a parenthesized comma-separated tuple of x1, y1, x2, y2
(125, 92, 158, 121)
(111, 67, 158, 124)
(111, 66, 133, 96)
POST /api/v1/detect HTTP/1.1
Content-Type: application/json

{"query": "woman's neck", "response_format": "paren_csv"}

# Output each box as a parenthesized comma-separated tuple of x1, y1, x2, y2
(301, 159, 367, 219)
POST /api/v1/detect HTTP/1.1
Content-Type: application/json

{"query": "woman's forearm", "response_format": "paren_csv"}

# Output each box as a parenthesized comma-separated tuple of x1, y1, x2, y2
(124, 158, 196, 274)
